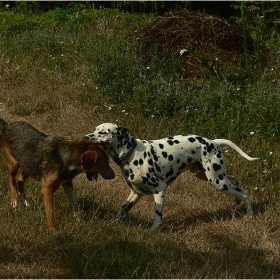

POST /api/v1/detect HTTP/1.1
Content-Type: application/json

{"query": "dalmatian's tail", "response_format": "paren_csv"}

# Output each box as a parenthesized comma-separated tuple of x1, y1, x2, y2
(214, 139, 259, 161)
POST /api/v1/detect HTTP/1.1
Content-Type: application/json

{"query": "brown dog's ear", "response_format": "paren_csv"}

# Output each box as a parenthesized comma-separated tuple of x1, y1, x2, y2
(81, 150, 98, 170)
(85, 171, 98, 181)
(81, 151, 115, 181)
(81, 151, 98, 181)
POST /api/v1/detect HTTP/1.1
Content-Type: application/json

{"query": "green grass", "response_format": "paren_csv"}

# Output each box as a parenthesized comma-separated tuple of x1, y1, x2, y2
(0, 7, 280, 278)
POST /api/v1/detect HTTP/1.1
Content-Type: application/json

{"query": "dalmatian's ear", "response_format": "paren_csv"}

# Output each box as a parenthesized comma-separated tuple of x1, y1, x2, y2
(117, 126, 129, 136)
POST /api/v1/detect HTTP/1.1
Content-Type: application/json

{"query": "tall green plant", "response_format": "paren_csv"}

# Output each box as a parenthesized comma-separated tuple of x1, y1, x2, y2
(232, 1, 280, 74)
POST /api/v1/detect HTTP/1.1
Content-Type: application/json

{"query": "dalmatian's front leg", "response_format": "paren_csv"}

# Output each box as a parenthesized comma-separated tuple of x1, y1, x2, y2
(113, 189, 143, 222)
(151, 189, 166, 231)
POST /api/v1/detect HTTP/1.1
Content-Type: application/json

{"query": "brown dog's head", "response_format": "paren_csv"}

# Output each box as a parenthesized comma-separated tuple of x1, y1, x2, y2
(81, 149, 115, 181)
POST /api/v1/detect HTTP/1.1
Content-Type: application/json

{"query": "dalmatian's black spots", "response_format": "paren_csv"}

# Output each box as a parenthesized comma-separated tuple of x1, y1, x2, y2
(178, 162, 187, 171)
(203, 151, 207, 156)
(162, 151, 168, 158)
(222, 185, 228, 191)
(216, 179, 220, 184)
(192, 150, 196, 154)
(123, 202, 133, 212)
(177, 158, 181, 164)
(217, 152, 222, 158)
(218, 174, 224, 180)
(142, 176, 148, 184)
(156, 209, 162, 218)
(149, 167, 155, 173)
(159, 143, 164, 149)
(167, 140, 174, 146)
(154, 162, 161, 172)
(148, 182, 158, 188)
(139, 158, 144, 165)
(168, 154, 174, 161)
(207, 143, 215, 153)
(174, 140, 180, 144)
(144, 152, 147, 159)
(188, 137, 196, 143)
(148, 158, 153, 166)
(154, 155, 159, 162)
(187, 157, 192, 163)
(220, 160, 224, 165)
(213, 163, 221, 171)
(166, 168, 174, 178)
(133, 160, 139, 166)
(235, 187, 242, 192)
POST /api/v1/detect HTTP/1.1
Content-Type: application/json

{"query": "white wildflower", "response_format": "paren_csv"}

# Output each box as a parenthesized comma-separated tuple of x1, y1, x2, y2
(180, 49, 188, 55)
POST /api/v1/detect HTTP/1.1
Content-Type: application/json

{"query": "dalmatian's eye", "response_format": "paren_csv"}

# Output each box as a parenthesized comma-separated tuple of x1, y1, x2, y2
(98, 131, 107, 135)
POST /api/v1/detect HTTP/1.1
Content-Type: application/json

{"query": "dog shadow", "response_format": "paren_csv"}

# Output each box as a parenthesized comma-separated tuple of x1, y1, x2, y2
(77, 196, 114, 222)
(76, 195, 269, 232)
(161, 200, 270, 232)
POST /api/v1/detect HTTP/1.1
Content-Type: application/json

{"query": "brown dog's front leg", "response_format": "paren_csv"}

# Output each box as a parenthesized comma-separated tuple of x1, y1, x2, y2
(41, 185, 57, 231)
(17, 172, 30, 207)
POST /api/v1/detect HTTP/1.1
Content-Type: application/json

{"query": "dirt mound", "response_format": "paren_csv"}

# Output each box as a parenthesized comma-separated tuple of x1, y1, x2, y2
(140, 11, 253, 78)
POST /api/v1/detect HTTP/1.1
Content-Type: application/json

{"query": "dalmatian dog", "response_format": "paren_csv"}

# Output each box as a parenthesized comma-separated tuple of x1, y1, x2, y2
(84, 123, 259, 230)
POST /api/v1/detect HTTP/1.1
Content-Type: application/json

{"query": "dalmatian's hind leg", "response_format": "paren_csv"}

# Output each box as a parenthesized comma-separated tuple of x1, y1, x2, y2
(224, 181, 254, 217)
(227, 175, 242, 205)
(206, 170, 254, 217)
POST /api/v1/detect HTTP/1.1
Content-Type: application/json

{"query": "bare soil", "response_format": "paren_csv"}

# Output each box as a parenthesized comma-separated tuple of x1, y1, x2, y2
(140, 11, 254, 78)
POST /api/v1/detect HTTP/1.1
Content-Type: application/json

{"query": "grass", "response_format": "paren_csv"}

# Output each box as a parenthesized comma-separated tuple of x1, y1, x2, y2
(0, 7, 280, 278)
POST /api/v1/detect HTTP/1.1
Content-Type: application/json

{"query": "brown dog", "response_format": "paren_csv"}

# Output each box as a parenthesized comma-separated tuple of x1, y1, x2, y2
(0, 118, 115, 231)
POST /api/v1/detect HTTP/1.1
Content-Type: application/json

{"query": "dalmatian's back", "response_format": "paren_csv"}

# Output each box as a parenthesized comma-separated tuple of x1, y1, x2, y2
(122, 134, 220, 194)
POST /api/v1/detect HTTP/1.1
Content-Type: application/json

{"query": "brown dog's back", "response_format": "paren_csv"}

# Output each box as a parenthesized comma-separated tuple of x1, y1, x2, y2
(1, 121, 84, 181)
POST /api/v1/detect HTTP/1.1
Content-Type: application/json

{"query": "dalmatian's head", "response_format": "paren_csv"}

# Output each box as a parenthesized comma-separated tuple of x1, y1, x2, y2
(84, 123, 129, 149)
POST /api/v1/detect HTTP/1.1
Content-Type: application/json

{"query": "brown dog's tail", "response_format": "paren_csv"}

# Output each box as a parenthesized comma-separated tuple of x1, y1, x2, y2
(0, 118, 7, 137)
